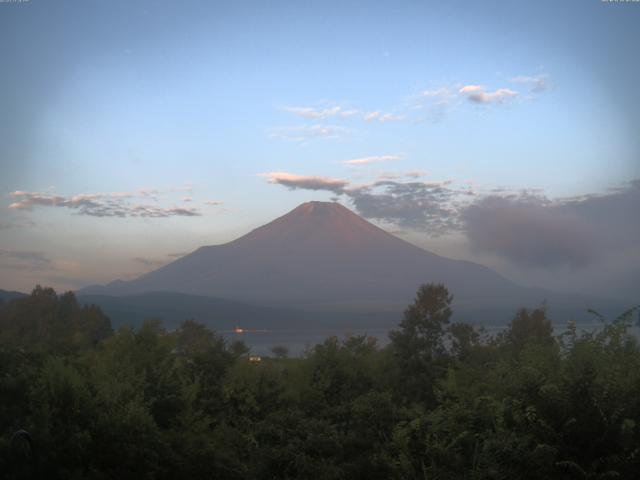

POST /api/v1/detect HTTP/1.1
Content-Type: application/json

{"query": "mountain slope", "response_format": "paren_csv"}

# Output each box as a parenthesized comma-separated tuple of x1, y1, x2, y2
(80, 201, 526, 308)
(0, 289, 27, 303)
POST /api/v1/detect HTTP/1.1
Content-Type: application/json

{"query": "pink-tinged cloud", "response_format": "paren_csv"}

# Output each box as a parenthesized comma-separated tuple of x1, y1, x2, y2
(460, 85, 518, 104)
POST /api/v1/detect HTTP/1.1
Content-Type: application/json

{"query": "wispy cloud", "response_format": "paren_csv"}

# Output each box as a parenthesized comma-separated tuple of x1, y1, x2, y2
(137, 187, 161, 199)
(204, 200, 224, 206)
(419, 87, 457, 105)
(269, 124, 349, 142)
(405, 170, 429, 179)
(258, 172, 349, 194)
(510, 74, 550, 93)
(277, 72, 548, 133)
(0, 218, 36, 230)
(7, 191, 201, 218)
(363, 111, 405, 123)
(0, 249, 52, 271)
(459, 85, 518, 104)
(280, 105, 358, 120)
(376, 170, 429, 180)
(342, 154, 403, 166)
(411, 78, 535, 122)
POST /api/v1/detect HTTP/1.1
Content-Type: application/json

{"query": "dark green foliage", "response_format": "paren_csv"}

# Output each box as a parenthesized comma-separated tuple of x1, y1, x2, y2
(0, 285, 112, 352)
(0, 284, 639, 479)
(389, 283, 453, 405)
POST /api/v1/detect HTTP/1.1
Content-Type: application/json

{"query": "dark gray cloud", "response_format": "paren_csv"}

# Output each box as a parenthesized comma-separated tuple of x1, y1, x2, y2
(261, 170, 639, 270)
(260, 172, 469, 233)
(348, 181, 464, 235)
(462, 180, 640, 268)
(260, 172, 349, 194)
(7, 191, 200, 218)
(462, 196, 597, 268)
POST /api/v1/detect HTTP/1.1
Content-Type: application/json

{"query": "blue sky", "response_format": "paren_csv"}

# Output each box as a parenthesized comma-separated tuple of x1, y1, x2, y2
(1, 0, 639, 298)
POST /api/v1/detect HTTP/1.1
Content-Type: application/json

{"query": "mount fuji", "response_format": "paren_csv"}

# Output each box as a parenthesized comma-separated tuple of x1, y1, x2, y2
(79, 201, 621, 324)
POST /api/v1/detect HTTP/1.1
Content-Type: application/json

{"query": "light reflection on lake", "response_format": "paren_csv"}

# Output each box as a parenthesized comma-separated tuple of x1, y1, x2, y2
(220, 323, 640, 357)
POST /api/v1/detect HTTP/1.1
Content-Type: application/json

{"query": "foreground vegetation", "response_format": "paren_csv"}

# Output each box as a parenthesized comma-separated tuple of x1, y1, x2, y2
(1, 285, 639, 479)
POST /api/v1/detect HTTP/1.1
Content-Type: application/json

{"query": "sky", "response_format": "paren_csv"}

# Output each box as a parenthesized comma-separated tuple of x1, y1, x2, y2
(0, 0, 638, 301)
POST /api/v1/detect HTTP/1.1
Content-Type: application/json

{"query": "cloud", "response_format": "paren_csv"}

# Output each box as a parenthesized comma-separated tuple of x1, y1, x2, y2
(0, 218, 36, 230)
(459, 85, 518, 104)
(510, 74, 549, 92)
(133, 256, 166, 268)
(259, 171, 462, 234)
(269, 124, 349, 142)
(259, 172, 348, 194)
(348, 181, 463, 234)
(182, 196, 193, 202)
(110, 191, 135, 199)
(363, 111, 380, 122)
(204, 200, 223, 206)
(409, 87, 461, 123)
(280, 105, 358, 120)
(0, 249, 52, 270)
(363, 111, 405, 122)
(462, 195, 597, 268)
(379, 113, 405, 122)
(137, 187, 161, 198)
(419, 87, 456, 105)
(462, 180, 640, 268)
(375, 171, 428, 180)
(260, 163, 638, 271)
(7, 191, 201, 218)
(342, 155, 402, 166)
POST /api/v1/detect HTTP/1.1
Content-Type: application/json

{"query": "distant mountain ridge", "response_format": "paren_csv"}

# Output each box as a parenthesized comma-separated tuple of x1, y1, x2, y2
(77, 200, 630, 325)
(0, 289, 27, 303)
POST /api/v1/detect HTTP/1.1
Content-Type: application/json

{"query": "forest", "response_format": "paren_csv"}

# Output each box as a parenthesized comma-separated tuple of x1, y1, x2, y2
(1, 284, 639, 479)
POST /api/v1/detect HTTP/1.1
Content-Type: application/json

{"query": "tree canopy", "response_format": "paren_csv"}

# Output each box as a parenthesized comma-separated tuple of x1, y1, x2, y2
(1, 284, 639, 479)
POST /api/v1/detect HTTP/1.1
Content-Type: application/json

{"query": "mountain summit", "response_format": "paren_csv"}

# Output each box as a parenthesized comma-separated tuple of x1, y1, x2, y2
(80, 201, 522, 308)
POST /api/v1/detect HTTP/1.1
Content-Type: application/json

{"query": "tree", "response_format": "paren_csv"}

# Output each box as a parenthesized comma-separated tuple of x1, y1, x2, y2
(505, 306, 554, 350)
(389, 283, 453, 404)
(448, 322, 480, 361)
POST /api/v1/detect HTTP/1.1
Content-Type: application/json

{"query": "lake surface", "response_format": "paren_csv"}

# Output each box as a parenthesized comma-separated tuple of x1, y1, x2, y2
(220, 322, 639, 356)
